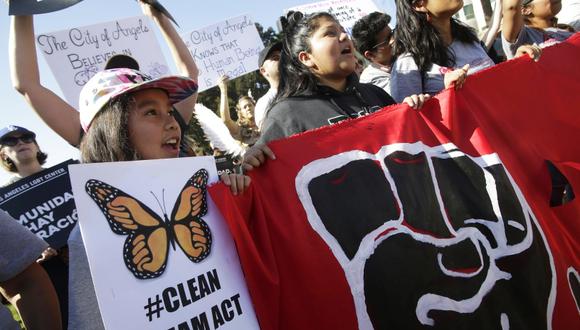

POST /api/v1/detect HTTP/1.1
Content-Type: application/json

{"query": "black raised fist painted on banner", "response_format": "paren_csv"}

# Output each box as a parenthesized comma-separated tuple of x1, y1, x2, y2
(296, 142, 554, 329)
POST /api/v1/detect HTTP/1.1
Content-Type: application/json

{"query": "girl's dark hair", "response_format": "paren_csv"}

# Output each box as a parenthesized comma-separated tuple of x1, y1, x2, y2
(393, 0, 478, 73)
(272, 11, 338, 106)
(1, 142, 47, 173)
(80, 94, 138, 163)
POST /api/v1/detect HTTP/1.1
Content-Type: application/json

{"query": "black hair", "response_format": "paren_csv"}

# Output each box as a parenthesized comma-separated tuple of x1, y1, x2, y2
(80, 94, 138, 163)
(272, 11, 339, 106)
(393, 0, 478, 73)
(351, 12, 392, 55)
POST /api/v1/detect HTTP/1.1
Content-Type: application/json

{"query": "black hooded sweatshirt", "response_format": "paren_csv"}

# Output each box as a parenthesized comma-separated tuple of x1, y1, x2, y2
(258, 76, 396, 144)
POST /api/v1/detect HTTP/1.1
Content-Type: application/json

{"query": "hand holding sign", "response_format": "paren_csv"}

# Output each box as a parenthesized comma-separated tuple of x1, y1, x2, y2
(9, 0, 85, 15)
(140, 0, 179, 27)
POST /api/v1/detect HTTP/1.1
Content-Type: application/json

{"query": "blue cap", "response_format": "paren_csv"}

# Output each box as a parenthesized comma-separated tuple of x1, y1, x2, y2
(0, 126, 35, 141)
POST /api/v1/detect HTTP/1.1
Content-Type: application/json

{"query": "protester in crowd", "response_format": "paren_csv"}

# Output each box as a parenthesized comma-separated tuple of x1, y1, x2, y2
(217, 76, 261, 147)
(254, 41, 282, 129)
(0, 126, 48, 187)
(9, 0, 198, 148)
(0, 125, 68, 327)
(390, 0, 542, 102)
(0, 125, 56, 262)
(68, 67, 249, 329)
(245, 11, 430, 169)
(502, 0, 575, 58)
(0, 210, 62, 330)
(352, 12, 395, 93)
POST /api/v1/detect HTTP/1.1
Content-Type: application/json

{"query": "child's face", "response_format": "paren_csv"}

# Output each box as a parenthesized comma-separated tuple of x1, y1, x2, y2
(237, 99, 255, 122)
(128, 88, 181, 160)
(301, 16, 356, 81)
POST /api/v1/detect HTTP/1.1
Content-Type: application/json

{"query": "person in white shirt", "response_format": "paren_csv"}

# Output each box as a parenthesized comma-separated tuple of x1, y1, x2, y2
(352, 12, 394, 94)
(254, 42, 282, 129)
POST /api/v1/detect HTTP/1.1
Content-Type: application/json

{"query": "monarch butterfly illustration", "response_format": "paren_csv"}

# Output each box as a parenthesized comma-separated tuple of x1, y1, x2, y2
(85, 169, 212, 280)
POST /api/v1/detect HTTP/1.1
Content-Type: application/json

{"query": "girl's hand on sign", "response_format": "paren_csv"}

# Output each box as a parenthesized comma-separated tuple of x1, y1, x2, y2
(36, 247, 58, 263)
(403, 94, 431, 110)
(444, 64, 470, 90)
(221, 173, 251, 196)
(243, 144, 276, 172)
(515, 44, 542, 62)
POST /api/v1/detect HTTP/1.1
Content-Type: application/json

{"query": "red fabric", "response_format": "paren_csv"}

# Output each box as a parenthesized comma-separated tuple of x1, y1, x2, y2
(210, 34, 580, 329)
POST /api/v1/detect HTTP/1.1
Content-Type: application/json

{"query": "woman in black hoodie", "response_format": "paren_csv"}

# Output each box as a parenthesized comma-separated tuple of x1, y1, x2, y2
(244, 11, 428, 169)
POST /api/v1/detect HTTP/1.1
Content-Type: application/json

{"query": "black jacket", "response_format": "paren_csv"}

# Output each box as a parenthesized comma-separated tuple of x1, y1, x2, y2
(259, 77, 396, 144)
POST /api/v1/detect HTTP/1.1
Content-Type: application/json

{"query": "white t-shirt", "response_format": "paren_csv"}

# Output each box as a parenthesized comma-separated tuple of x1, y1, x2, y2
(254, 87, 277, 129)
(391, 40, 494, 102)
(359, 63, 392, 95)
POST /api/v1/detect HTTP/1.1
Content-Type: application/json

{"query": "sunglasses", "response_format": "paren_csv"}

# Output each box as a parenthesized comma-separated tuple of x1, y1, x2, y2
(1, 134, 36, 147)
(371, 28, 395, 50)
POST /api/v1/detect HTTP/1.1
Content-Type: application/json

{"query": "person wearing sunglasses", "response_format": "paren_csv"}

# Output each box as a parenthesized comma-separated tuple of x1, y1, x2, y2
(0, 126, 47, 187)
(352, 12, 396, 94)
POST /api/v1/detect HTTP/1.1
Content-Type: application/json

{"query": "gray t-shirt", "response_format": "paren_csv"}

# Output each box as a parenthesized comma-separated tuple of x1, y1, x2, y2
(359, 63, 392, 95)
(502, 26, 574, 59)
(0, 210, 48, 330)
(67, 224, 105, 330)
(391, 40, 495, 102)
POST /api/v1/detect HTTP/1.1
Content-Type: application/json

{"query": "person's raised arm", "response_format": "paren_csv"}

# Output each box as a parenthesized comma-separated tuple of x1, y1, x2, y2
(140, 0, 198, 123)
(217, 76, 241, 138)
(9, 15, 81, 146)
(502, 0, 525, 43)
(482, 0, 503, 50)
(0, 262, 62, 330)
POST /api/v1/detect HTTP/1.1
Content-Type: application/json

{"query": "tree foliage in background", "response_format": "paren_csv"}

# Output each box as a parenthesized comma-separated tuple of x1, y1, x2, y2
(186, 22, 282, 155)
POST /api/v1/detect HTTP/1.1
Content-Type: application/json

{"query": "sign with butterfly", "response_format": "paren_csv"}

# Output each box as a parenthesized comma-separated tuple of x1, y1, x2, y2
(69, 156, 259, 330)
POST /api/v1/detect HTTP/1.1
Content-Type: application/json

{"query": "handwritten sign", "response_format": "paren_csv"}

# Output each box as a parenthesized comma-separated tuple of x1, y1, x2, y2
(287, 0, 381, 35)
(36, 16, 168, 109)
(69, 157, 259, 329)
(0, 159, 78, 248)
(182, 14, 264, 92)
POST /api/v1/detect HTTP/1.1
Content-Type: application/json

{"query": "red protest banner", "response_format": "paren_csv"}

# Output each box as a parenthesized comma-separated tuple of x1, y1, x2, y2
(210, 34, 580, 329)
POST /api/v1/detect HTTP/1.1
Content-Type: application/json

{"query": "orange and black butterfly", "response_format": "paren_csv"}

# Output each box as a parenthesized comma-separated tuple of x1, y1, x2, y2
(85, 169, 211, 280)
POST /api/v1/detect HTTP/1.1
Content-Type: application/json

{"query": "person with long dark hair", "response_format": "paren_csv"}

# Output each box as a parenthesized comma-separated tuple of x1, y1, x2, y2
(390, 0, 541, 102)
(244, 11, 429, 170)
(260, 12, 427, 143)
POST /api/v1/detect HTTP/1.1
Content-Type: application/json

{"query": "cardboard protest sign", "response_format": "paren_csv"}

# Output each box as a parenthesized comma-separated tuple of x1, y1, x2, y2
(36, 16, 168, 109)
(182, 14, 264, 92)
(0, 159, 78, 248)
(9, 0, 84, 15)
(287, 0, 382, 35)
(69, 157, 259, 330)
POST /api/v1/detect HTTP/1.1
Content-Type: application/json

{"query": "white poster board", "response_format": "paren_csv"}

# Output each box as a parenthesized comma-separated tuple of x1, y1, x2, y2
(69, 157, 259, 330)
(287, 0, 381, 35)
(182, 14, 264, 92)
(37, 16, 168, 109)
